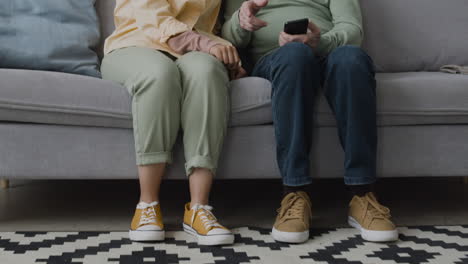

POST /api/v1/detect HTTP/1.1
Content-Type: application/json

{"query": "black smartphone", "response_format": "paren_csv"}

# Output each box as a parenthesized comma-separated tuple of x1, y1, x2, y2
(284, 18, 309, 35)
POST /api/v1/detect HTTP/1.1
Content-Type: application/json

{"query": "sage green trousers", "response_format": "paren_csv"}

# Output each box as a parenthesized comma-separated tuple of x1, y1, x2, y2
(101, 47, 229, 176)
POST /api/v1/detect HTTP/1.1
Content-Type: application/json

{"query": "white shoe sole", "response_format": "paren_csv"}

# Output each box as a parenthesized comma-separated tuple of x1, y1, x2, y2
(128, 229, 165, 241)
(183, 223, 234, 246)
(348, 216, 398, 242)
(271, 227, 309, 243)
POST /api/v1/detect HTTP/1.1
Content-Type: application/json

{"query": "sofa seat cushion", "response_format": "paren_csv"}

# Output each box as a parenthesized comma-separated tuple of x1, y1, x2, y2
(1, 70, 468, 128)
(377, 72, 468, 126)
(231, 72, 468, 127)
(0, 69, 271, 128)
(229, 72, 468, 127)
(317, 72, 468, 126)
(0, 69, 131, 128)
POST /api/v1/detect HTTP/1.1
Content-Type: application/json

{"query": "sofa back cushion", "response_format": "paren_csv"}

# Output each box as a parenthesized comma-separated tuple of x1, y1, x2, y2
(96, 0, 116, 58)
(361, 0, 468, 72)
(0, 0, 101, 77)
(96, 0, 468, 72)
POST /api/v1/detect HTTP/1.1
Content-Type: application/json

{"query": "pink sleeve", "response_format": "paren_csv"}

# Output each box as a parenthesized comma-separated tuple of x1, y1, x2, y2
(167, 31, 221, 54)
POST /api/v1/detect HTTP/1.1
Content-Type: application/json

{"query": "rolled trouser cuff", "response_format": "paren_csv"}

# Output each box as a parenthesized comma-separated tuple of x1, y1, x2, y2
(282, 176, 313, 187)
(136, 151, 172, 166)
(344, 168, 377, 186)
(185, 155, 216, 176)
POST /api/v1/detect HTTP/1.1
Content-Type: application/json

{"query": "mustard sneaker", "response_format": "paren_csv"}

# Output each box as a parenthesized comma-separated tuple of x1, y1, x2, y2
(129, 201, 165, 241)
(183, 203, 234, 246)
(348, 192, 398, 242)
(272, 191, 312, 243)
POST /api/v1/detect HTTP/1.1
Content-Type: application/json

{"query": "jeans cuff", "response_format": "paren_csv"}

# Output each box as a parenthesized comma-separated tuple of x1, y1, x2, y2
(185, 155, 216, 176)
(282, 177, 313, 187)
(344, 169, 377, 185)
(136, 151, 172, 166)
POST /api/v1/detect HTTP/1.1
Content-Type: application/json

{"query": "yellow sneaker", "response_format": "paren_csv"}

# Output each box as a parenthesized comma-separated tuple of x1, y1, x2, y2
(129, 201, 165, 241)
(183, 203, 234, 246)
(272, 191, 312, 243)
(348, 192, 398, 242)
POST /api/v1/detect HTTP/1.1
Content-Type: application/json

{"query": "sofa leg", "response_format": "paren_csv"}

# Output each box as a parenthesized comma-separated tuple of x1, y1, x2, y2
(0, 179, 9, 189)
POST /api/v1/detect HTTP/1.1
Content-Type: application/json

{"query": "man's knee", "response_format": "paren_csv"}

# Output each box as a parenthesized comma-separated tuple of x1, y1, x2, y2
(327, 45, 373, 71)
(274, 42, 318, 69)
(325, 46, 376, 97)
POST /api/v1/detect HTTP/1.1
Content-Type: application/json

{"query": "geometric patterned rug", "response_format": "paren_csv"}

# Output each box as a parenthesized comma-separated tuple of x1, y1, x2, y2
(1, 226, 467, 264)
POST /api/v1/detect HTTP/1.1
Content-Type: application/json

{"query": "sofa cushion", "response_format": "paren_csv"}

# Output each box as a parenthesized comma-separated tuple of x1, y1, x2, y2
(95, 0, 116, 59)
(1, 70, 467, 128)
(229, 77, 272, 126)
(0, 69, 271, 128)
(236, 72, 468, 127)
(210, 0, 468, 73)
(317, 72, 468, 126)
(376, 73, 468, 125)
(233, 72, 468, 127)
(0, 0, 101, 77)
(97, 0, 468, 73)
(360, 0, 468, 72)
(0, 69, 131, 128)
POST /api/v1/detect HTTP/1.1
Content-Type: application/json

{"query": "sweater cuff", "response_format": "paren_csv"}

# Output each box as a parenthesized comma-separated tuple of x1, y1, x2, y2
(199, 37, 221, 53)
(167, 31, 222, 54)
(232, 10, 250, 37)
(316, 35, 332, 56)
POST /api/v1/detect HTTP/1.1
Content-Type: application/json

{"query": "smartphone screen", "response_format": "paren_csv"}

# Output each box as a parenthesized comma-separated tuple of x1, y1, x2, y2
(284, 18, 309, 35)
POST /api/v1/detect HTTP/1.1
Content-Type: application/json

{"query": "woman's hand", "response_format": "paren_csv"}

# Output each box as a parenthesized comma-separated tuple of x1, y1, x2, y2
(209, 45, 247, 80)
(229, 66, 248, 80)
(210, 45, 240, 69)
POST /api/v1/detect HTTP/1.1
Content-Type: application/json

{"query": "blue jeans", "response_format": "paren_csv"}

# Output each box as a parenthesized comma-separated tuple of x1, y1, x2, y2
(252, 43, 377, 186)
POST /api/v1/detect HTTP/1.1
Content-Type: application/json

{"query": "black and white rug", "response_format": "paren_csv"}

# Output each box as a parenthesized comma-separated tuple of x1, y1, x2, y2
(1, 226, 467, 264)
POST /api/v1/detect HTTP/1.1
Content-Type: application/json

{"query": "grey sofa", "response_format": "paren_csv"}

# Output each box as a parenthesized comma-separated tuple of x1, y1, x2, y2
(1, 0, 468, 186)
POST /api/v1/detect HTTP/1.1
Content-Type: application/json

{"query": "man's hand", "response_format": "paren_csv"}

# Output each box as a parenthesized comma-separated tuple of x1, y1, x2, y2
(239, 0, 269, 32)
(209, 45, 247, 80)
(278, 21, 321, 49)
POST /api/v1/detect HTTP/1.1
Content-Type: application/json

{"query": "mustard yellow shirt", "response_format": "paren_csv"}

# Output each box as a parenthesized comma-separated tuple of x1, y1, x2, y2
(104, 0, 231, 56)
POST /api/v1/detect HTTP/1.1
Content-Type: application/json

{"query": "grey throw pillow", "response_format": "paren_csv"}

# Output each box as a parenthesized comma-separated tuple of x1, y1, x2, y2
(0, 0, 101, 78)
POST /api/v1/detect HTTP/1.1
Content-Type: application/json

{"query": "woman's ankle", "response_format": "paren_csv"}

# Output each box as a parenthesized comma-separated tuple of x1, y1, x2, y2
(189, 200, 209, 208)
(139, 197, 159, 204)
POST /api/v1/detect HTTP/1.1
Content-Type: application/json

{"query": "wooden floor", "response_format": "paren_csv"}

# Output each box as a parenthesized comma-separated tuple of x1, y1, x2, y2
(1, 177, 467, 231)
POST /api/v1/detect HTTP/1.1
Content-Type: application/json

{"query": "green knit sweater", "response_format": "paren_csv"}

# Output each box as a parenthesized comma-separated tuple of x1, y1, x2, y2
(221, 0, 363, 62)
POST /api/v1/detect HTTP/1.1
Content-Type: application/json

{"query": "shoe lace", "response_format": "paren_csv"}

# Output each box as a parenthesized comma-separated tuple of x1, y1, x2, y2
(277, 193, 311, 222)
(190, 204, 222, 230)
(365, 193, 391, 220)
(138, 202, 158, 226)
